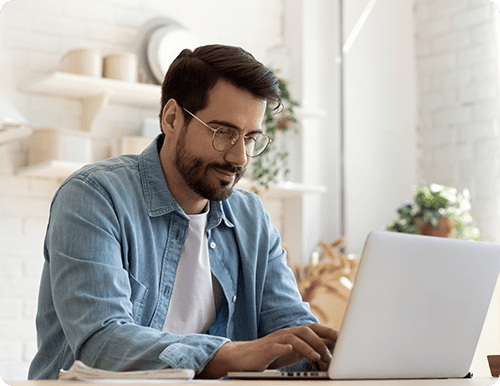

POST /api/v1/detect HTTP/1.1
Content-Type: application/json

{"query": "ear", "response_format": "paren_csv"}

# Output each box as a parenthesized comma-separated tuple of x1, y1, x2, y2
(160, 99, 183, 136)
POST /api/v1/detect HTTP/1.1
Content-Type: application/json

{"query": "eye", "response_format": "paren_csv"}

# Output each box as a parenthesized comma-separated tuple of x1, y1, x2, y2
(244, 135, 257, 144)
(215, 126, 236, 138)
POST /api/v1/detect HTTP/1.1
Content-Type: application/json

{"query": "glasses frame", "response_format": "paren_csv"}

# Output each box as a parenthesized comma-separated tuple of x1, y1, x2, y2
(182, 107, 271, 157)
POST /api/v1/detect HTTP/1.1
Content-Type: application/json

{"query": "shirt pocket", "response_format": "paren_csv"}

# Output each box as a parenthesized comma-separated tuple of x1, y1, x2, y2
(129, 274, 149, 324)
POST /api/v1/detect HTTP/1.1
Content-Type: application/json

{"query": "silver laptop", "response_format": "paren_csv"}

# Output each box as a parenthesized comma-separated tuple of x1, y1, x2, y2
(228, 231, 500, 380)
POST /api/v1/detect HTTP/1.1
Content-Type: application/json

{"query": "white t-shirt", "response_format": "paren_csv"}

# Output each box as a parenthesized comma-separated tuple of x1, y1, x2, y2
(162, 210, 216, 335)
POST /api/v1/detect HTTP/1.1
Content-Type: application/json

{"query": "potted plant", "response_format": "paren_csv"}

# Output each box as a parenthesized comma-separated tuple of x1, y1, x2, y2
(386, 183, 481, 241)
(251, 71, 300, 188)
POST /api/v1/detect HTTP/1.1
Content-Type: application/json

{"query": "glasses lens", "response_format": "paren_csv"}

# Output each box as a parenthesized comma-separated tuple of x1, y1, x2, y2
(245, 134, 270, 157)
(213, 127, 270, 156)
(213, 126, 240, 151)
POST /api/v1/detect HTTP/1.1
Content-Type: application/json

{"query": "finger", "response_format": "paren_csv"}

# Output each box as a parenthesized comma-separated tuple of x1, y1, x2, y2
(306, 324, 338, 352)
(288, 326, 332, 362)
(275, 332, 323, 363)
(307, 323, 338, 343)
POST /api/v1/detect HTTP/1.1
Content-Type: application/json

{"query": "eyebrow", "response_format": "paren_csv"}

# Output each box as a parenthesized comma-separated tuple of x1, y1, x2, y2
(207, 120, 264, 136)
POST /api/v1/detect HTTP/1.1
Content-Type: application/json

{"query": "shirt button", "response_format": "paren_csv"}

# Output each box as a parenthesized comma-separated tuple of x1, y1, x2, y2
(210, 242, 216, 249)
(232, 295, 237, 302)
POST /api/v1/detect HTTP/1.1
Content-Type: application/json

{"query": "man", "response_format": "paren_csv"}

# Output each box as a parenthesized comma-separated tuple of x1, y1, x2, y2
(28, 44, 337, 380)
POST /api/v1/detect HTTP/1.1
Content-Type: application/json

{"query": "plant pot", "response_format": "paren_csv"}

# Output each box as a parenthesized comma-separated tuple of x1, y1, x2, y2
(418, 217, 454, 238)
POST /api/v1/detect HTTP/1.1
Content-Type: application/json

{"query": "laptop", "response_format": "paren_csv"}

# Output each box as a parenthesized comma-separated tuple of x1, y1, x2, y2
(228, 231, 500, 380)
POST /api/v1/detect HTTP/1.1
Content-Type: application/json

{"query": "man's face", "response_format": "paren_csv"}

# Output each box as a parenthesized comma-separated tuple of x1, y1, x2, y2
(173, 124, 246, 201)
(173, 80, 266, 201)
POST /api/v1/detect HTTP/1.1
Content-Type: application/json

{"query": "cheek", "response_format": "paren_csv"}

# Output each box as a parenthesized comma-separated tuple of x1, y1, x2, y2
(186, 132, 218, 157)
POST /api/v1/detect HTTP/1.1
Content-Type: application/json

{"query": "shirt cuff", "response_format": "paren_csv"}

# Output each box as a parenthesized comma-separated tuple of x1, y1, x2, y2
(159, 334, 230, 373)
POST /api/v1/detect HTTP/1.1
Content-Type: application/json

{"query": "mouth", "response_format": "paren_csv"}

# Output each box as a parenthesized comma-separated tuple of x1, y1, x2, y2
(211, 165, 245, 184)
(214, 167, 236, 183)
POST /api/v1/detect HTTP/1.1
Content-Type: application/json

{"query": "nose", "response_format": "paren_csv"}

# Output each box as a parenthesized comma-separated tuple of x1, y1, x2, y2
(224, 135, 248, 167)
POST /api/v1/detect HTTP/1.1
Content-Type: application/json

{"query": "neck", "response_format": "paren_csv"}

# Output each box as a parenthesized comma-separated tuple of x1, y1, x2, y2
(178, 195, 209, 215)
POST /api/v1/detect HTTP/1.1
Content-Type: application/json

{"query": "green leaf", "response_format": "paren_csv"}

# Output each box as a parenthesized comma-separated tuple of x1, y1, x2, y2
(251, 69, 299, 187)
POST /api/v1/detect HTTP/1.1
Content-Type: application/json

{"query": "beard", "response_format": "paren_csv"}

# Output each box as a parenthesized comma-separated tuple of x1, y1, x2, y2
(174, 129, 246, 201)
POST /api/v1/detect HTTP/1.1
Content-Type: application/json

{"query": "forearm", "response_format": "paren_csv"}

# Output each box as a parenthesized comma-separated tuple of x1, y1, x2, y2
(197, 341, 286, 379)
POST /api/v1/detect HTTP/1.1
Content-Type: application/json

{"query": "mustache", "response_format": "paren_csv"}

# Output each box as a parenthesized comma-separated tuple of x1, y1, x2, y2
(209, 163, 246, 175)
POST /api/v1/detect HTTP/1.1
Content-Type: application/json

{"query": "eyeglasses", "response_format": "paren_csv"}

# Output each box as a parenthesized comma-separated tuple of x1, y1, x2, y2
(183, 108, 271, 157)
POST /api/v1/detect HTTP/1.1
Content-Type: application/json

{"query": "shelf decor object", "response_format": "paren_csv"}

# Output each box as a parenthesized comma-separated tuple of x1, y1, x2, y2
(18, 127, 91, 180)
(60, 48, 102, 78)
(103, 52, 138, 83)
(27, 128, 91, 166)
(135, 17, 204, 85)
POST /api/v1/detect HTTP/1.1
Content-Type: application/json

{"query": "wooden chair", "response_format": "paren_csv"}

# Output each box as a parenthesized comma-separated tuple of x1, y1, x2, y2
(296, 238, 359, 330)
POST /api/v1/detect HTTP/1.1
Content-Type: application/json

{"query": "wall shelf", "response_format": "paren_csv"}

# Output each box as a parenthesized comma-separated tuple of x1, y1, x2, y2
(21, 72, 160, 131)
(22, 72, 160, 108)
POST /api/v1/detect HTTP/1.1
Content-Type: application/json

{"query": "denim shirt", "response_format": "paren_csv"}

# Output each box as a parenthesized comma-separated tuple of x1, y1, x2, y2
(28, 136, 317, 380)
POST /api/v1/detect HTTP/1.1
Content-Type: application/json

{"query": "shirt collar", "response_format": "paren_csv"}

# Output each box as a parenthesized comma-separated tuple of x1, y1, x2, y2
(139, 135, 234, 229)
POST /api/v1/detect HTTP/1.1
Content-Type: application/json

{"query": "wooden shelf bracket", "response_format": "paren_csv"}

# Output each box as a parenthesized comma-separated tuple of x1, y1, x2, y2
(81, 92, 109, 132)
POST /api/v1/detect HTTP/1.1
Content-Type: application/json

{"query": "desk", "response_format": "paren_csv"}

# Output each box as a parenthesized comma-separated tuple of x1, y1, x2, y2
(3, 379, 498, 386)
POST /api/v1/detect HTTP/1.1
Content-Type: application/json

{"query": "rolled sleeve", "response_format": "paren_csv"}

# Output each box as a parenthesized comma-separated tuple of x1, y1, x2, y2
(160, 334, 230, 371)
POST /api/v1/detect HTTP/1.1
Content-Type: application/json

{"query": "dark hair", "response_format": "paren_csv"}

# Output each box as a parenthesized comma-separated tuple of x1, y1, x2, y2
(159, 44, 281, 126)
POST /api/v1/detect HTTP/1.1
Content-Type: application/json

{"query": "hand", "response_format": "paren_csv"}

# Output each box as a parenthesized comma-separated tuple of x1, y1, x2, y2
(198, 323, 337, 378)
(268, 324, 337, 371)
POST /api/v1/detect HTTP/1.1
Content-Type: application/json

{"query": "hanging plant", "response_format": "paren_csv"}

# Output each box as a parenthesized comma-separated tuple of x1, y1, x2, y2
(251, 72, 300, 188)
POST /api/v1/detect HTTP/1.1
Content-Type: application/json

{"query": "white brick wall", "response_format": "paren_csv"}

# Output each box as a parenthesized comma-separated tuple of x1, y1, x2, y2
(415, 0, 500, 375)
(0, 0, 282, 378)
(414, 0, 500, 243)
(0, 169, 57, 376)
